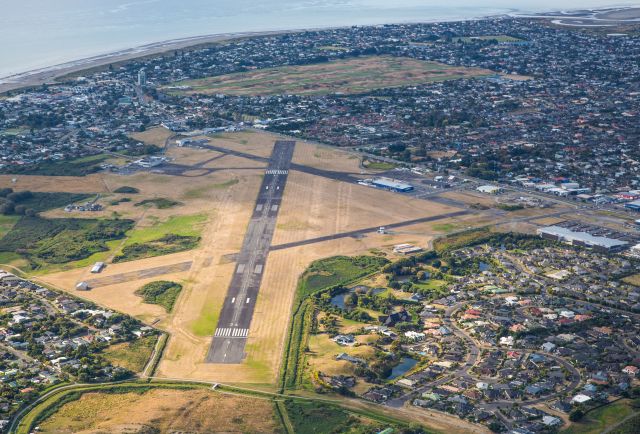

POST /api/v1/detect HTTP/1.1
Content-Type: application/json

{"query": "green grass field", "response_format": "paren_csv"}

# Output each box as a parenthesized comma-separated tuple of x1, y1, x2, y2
(123, 214, 207, 246)
(452, 35, 523, 43)
(297, 256, 389, 303)
(114, 234, 199, 262)
(134, 197, 182, 209)
(563, 402, 634, 434)
(9, 192, 94, 213)
(283, 400, 354, 434)
(622, 274, 640, 287)
(0, 215, 19, 238)
(102, 335, 158, 372)
(190, 298, 220, 337)
(363, 161, 398, 171)
(165, 56, 493, 96)
(183, 178, 239, 199)
(431, 223, 460, 233)
(413, 279, 448, 291)
(0, 217, 134, 271)
(3, 154, 111, 176)
(608, 412, 640, 434)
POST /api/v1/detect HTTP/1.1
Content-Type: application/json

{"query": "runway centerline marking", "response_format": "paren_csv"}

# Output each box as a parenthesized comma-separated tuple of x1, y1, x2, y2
(206, 140, 295, 364)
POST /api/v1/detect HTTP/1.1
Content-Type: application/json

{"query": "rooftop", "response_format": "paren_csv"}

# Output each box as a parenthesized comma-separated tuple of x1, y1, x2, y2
(537, 226, 628, 249)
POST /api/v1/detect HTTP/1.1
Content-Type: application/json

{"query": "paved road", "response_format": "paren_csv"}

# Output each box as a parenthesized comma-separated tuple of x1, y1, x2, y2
(200, 143, 364, 183)
(84, 261, 193, 288)
(206, 140, 295, 364)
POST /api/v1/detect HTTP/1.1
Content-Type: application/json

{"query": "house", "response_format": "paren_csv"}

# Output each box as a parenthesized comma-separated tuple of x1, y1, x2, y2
(500, 336, 514, 347)
(397, 378, 418, 388)
(622, 366, 638, 377)
(378, 310, 411, 327)
(571, 394, 592, 405)
(404, 331, 425, 341)
(552, 401, 572, 413)
(542, 415, 562, 427)
(336, 353, 365, 365)
(541, 342, 556, 352)
(476, 381, 489, 390)
(333, 334, 356, 346)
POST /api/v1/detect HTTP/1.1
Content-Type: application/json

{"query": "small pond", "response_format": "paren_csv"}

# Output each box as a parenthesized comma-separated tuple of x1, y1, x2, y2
(388, 357, 418, 379)
(330, 286, 385, 309)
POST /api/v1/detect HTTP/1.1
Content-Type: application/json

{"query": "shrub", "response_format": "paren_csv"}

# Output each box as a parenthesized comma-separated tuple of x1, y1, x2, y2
(135, 280, 183, 312)
(114, 186, 140, 194)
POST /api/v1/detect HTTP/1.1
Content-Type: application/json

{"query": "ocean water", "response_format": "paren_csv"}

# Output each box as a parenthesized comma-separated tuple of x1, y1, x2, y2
(0, 0, 636, 78)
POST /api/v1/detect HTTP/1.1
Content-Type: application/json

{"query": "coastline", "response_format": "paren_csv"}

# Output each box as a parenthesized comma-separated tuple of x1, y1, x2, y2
(1, 5, 637, 95)
(0, 11, 504, 94)
(0, 30, 289, 94)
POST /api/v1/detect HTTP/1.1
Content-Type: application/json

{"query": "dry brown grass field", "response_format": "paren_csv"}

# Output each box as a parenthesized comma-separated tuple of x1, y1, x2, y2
(37, 388, 282, 434)
(529, 216, 567, 226)
(129, 126, 173, 148)
(0, 174, 108, 193)
(41, 251, 195, 324)
(166, 56, 494, 96)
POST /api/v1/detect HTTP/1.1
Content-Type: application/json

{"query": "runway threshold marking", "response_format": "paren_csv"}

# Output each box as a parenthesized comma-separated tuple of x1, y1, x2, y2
(206, 140, 295, 364)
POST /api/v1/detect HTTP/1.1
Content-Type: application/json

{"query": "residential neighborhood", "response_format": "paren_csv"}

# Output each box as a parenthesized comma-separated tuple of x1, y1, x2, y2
(304, 234, 640, 433)
(0, 270, 156, 427)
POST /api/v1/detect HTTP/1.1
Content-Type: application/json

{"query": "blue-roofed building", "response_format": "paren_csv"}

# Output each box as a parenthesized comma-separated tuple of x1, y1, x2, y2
(625, 200, 640, 211)
(371, 177, 414, 192)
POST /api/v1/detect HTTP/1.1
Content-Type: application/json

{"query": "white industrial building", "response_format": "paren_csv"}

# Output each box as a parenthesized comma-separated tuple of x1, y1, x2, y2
(537, 226, 628, 252)
(477, 185, 502, 194)
(91, 262, 105, 273)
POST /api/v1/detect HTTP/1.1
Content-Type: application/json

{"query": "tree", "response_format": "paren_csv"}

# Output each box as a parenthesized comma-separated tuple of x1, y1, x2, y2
(14, 205, 27, 215)
(0, 201, 15, 215)
(344, 293, 358, 308)
(569, 409, 584, 422)
(488, 421, 503, 432)
(400, 423, 428, 434)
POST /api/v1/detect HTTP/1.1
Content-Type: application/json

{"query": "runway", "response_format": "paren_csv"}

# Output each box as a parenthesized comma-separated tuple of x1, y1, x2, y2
(83, 261, 193, 288)
(206, 140, 295, 363)
(269, 210, 471, 251)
